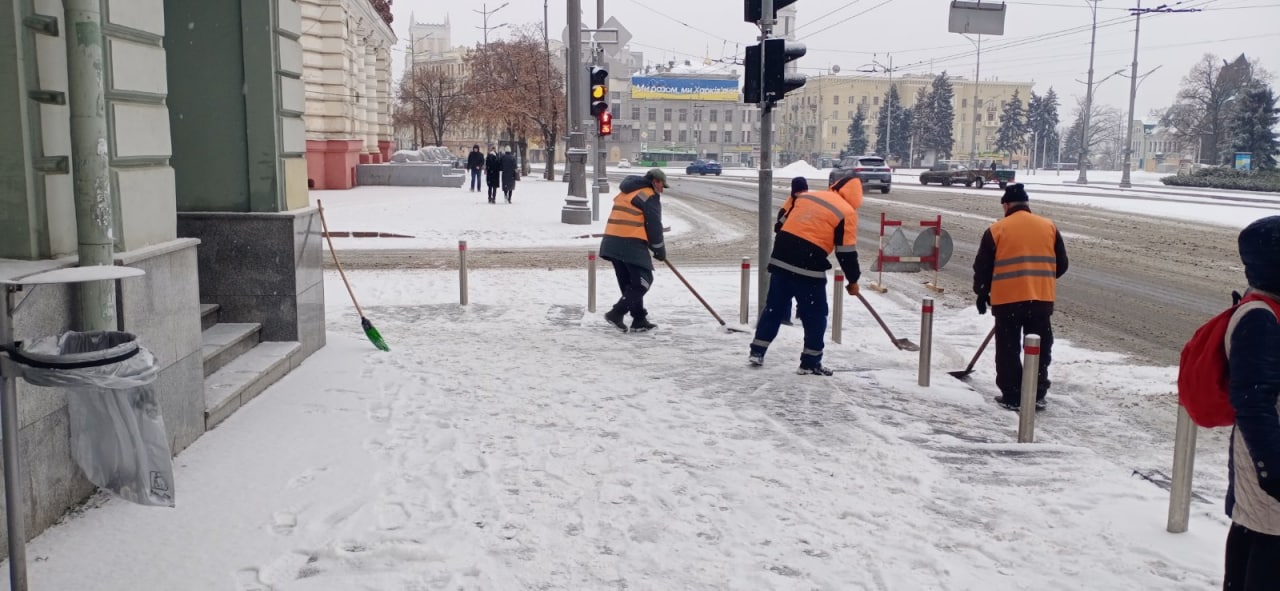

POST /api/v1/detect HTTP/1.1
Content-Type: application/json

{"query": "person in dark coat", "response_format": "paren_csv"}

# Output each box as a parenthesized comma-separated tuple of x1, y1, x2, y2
(1223, 215, 1280, 590)
(484, 146, 501, 203)
(466, 145, 485, 192)
(972, 183, 1069, 411)
(500, 147, 518, 203)
(599, 169, 668, 332)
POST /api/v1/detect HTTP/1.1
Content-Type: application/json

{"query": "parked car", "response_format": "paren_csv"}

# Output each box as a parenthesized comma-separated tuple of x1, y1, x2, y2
(918, 162, 996, 188)
(829, 155, 892, 194)
(617, 159, 632, 168)
(686, 160, 722, 176)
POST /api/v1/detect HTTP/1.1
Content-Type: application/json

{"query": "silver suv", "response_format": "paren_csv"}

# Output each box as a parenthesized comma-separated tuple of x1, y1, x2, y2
(829, 155, 892, 194)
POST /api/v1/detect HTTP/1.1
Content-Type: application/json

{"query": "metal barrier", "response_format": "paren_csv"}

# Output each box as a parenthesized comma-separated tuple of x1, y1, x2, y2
(869, 213, 946, 294)
(459, 240, 468, 305)
(587, 250, 597, 313)
(740, 257, 751, 325)
(919, 297, 934, 387)
(1167, 406, 1197, 533)
(832, 271, 844, 344)
(1018, 334, 1041, 443)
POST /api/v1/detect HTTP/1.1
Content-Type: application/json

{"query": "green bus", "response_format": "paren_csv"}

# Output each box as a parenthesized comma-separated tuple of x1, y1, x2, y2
(637, 150, 698, 167)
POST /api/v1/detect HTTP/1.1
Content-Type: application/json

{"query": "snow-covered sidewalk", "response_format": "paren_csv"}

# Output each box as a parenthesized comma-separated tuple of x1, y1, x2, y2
(9, 268, 1230, 590)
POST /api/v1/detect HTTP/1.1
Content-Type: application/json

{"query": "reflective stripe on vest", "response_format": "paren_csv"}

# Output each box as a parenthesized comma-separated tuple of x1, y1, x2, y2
(778, 191, 856, 253)
(604, 190, 650, 242)
(989, 210, 1058, 305)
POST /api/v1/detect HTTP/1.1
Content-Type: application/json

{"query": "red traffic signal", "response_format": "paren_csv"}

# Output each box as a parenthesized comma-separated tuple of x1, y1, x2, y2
(597, 111, 613, 136)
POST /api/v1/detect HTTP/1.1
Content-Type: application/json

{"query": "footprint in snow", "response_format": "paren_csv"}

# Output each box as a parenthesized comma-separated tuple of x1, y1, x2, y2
(233, 568, 271, 591)
(270, 511, 297, 536)
(375, 502, 410, 531)
(286, 467, 327, 489)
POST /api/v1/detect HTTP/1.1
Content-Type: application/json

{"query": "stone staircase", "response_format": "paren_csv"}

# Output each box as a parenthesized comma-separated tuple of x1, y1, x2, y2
(200, 304, 302, 429)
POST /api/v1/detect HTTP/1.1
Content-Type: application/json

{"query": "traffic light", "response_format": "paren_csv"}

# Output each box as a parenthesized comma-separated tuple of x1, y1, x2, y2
(745, 0, 798, 23)
(597, 110, 613, 136)
(744, 38, 807, 105)
(589, 66, 609, 117)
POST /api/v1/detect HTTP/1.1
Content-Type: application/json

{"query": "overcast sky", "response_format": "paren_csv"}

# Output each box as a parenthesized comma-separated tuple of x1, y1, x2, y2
(390, 0, 1279, 123)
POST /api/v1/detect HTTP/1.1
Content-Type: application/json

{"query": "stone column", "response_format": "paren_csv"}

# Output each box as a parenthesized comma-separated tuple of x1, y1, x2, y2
(364, 44, 378, 161)
(375, 45, 392, 159)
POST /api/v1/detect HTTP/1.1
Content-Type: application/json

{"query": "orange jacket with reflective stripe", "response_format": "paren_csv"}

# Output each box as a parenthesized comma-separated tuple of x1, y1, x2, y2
(779, 190, 858, 253)
(604, 189, 651, 242)
(989, 210, 1059, 305)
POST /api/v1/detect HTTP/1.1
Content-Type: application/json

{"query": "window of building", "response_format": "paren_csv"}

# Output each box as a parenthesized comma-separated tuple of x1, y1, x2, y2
(710, 131, 719, 143)
(832, 126, 838, 135)
(631, 128, 640, 142)
(962, 98, 968, 108)
(663, 129, 672, 141)
(631, 107, 641, 120)
(745, 110, 753, 124)
(873, 96, 879, 105)
(611, 91, 621, 101)
(743, 131, 751, 144)
(678, 109, 688, 122)
(694, 109, 703, 122)
(833, 95, 840, 105)
(725, 131, 734, 143)
(648, 108, 657, 121)
(861, 96, 867, 105)
(693, 130, 702, 143)
(663, 109, 672, 122)
(987, 112, 995, 122)
(725, 110, 733, 123)
(612, 104, 619, 118)
(710, 110, 718, 122)
(832, 110, 838, 119)
(678, 130, 688, 142)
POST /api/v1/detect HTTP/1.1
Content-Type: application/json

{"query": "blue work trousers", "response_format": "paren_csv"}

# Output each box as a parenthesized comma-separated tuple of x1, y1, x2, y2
(750, 269, 829, 368)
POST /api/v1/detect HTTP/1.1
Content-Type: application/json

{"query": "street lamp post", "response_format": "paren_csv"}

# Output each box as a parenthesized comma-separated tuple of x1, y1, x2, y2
(1076, 0, 1099, 184)
(1119, 0, 1196, 187)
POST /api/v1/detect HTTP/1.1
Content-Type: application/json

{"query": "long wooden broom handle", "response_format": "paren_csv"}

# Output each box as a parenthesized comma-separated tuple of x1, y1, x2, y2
(662, 259, 728, 326)
(316, 200, 366, 319)
(856, 292, 900, 341)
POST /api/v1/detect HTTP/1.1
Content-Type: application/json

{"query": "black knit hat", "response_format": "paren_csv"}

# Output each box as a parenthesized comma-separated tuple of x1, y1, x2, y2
(1001, 183, 1030, 204)
(1240, 215, 1280, 293)
(791, 177, 809, 194)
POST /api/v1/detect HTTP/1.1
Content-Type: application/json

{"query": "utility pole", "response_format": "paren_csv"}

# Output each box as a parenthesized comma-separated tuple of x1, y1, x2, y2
(886, 54, 893, 162)
(970, 35, 981, 168)
(1076, 0, 1099, 184)
(562, 0, 591, 224)
(757, 0, 775, 316)
(1119, 2, 1197, 187)
(474, 2, 510, 47)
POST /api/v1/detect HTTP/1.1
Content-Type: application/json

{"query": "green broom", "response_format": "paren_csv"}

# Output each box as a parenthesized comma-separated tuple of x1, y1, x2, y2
(317, 200, 390, 351)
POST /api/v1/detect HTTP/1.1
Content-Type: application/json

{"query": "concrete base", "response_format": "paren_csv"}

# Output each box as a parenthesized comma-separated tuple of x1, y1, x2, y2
(0, 237, 204, 555)
(305, 139, 364, 190)
(177, 208, 326, 361)
(561, 205, 593, 225)
(356, 163, 466, 188)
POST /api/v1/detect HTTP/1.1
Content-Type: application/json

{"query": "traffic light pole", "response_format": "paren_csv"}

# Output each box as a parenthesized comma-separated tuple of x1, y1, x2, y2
(591, 2, 607, 221)
(562, 0, 591, 224)
(757, 0, 774, 318)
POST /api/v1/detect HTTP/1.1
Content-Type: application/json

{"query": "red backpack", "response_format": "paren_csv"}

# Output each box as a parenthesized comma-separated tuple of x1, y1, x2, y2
(1178, 292, 1280, 428)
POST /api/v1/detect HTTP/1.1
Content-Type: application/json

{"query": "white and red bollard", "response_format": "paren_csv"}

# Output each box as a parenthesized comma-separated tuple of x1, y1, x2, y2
(1017, 334, 1042, 443)
(588, 250, 598, 313)
(740, 257, 751, 325)
(832, 271, 844, 344)
(459, 240, 468, 306)
(919, 297, 934, 387)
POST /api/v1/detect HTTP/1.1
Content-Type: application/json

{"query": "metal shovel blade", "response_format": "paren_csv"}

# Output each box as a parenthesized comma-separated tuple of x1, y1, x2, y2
(895, 338, 921, 352)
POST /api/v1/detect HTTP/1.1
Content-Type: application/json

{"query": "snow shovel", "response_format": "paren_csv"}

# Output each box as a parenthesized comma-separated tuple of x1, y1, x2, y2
(317, 200, 390, 352)
(661, 259, 751, 334)
(949, 326, 996, 381)
(854, 293, 920, 351)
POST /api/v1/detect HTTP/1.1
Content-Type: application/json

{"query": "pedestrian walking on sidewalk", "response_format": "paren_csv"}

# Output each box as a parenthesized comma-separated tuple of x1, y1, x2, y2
(500, 147, 518, 203)
(600, 169, 669, 333)
(466, 145, 485, 192)
(485, 146, 501, 203)
(972, 183, 1069, 411)
(1221, 215, 1280, 591)
(749, 173, 863, 375)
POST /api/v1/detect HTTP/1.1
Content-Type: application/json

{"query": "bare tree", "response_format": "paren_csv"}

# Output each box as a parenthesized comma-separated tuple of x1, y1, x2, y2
(397, 66, 467, 147)
(1157, 53, 1268, 164)
(1065, 97, 1122, 169)
(464, 25, 566, 180)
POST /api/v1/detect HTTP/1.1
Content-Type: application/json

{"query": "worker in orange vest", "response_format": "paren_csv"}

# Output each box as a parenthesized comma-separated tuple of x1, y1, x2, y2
(749, 174, 863, 375)
(973, 183, 1070, 411)
(600, 169, 669, 333)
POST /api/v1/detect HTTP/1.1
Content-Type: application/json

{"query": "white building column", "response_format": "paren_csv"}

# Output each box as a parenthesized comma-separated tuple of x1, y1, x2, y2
(364, 44, 378, 156)
(375, 46, 392, 147)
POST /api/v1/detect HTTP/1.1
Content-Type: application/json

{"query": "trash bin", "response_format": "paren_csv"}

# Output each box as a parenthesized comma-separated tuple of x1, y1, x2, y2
(4, 331, 173, 507)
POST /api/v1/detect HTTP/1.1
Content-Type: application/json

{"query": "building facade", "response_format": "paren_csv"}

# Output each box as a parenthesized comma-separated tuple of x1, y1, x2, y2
(779, 74, 1034, 166)
(300, 0, 396, 190)
(1, 0, 323, 553)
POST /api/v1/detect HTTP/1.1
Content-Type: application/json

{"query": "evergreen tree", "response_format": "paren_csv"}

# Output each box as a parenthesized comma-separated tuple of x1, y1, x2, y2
(1229, 82, 1279, 170)
(844, 108, 869, 157)
(1027, 88, 1062, 165)
(995, 90, 1027, 155)
(873, 85, 912, 159)
(922, 72, 955, 159)
(1063, 116, 1084, 166)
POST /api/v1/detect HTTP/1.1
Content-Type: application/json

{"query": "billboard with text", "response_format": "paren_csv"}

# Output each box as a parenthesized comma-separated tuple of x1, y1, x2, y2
(630, 77, 739, 101)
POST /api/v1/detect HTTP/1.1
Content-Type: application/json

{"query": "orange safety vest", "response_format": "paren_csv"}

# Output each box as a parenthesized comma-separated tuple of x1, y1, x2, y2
(603, 189, 651, 242)
(779, 190, 858, 253)
(989, 210, 1058, 305)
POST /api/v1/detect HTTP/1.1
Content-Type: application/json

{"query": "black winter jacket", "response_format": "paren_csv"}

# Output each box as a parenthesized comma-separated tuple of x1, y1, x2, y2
(1227, 288, 1280, 520)
(467, 151, 485, 171)
(599, 176, 666, 270)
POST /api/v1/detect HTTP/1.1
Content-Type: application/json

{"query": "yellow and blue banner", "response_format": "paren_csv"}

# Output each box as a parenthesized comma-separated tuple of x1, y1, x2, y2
(630, 77, 739, 102)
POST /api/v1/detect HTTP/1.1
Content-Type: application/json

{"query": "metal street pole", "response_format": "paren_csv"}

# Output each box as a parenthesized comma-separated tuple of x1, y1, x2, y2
(886, 54, 893, 162)
(591, 0, 608, 220)
(1077, 0, 1099, 184)
(562, 0, 591, 224)
(1119, 1, 1141, 188)
(967, 35, 982, 168)
(757, 0, 775, 317)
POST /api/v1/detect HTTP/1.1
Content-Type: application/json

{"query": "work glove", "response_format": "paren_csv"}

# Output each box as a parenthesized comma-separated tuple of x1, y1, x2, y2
(846, 283, 860, 297)
(976, 294, 989, 315)
(653, 247, 667, 262)
(773, 220, 784, 234)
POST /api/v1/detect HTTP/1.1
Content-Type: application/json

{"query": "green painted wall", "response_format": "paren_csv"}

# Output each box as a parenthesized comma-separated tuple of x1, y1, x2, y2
(164, 0, 254, 212)
(0, 1, 45, 259)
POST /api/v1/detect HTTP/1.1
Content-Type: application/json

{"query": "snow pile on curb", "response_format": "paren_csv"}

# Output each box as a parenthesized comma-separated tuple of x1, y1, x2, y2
(776, 160, 824, 178)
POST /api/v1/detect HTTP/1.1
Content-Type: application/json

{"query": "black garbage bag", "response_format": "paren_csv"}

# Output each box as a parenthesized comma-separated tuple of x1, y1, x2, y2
(10, 331, 173, 507)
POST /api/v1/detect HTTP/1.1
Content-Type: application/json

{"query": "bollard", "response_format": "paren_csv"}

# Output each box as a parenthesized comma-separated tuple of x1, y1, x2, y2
(459, 240, 468, 306)
(740, 257, 751, 325)
(918, 297, 934, 387)
(832, 272, 844, 344)
(1167, 405, 1197, 533)
(1017, 335, 1042, 443)
(587, 250, 598, 313)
